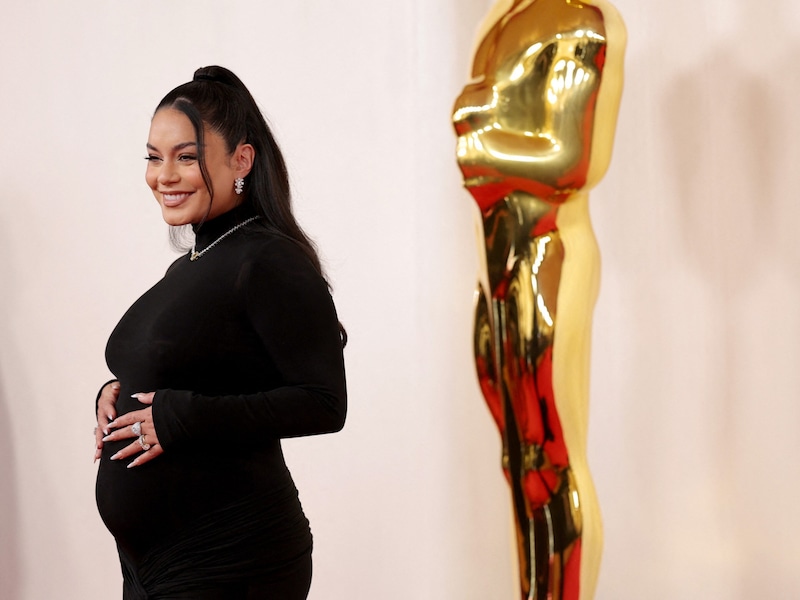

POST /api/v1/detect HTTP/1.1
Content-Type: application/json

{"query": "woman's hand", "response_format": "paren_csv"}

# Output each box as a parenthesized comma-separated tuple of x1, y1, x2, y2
(95, 381, 120, 463)
(103, 392, 164, 468)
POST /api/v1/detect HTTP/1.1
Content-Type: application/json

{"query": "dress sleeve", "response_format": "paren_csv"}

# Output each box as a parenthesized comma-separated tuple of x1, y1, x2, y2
(151, 240, 347, 448)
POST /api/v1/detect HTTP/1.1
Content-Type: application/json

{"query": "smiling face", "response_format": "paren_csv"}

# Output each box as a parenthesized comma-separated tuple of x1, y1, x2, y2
(145, 108, 251, 226)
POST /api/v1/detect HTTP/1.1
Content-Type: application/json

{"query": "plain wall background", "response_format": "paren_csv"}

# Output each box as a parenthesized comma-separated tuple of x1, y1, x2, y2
(1, 1, 798, 598)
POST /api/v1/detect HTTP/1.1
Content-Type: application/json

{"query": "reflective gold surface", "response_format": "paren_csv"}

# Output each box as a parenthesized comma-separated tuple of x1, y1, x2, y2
(453, 1, 625, 598)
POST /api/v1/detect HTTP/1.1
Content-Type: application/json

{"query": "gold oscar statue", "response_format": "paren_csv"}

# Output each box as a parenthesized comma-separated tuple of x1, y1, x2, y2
(452, 1, 625, 598)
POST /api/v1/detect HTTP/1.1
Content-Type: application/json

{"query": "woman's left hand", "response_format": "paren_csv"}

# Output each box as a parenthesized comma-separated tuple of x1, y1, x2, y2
(103, 392, 164, 468)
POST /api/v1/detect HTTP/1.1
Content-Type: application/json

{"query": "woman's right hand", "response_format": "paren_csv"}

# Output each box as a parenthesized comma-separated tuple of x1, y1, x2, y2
(95, 381, 121, 462)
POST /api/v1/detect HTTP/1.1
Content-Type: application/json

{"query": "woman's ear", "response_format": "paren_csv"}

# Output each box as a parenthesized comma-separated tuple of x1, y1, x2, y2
(234, 143, 255, 177)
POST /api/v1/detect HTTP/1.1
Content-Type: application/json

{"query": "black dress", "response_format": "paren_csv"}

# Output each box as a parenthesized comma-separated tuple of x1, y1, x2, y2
(96, 207, 347, 599)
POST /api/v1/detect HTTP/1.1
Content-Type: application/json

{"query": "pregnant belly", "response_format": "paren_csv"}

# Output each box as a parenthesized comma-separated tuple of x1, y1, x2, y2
(95, 442, 269, 560)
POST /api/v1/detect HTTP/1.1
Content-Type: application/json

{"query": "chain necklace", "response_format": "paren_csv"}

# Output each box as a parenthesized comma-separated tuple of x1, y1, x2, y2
(190, 216, 260, 261)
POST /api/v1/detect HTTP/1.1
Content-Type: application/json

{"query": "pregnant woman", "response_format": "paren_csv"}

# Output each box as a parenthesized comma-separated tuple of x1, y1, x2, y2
(93, 65, 347, 600)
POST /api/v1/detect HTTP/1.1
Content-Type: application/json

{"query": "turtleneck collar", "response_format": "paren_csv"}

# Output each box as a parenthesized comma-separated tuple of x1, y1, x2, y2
(192, 204, 258, 251)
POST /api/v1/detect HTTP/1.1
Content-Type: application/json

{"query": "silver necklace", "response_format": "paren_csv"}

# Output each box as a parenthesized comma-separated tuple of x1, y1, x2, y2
(190, 216, 260, 261)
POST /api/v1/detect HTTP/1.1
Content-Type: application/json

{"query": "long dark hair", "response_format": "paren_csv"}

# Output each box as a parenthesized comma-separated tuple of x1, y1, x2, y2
(155, 66, 346, 346)
(155, 65, 323, 278)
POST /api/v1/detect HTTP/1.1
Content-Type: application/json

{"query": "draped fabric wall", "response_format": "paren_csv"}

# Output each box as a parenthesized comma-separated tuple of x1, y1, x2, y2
(0, 1, 798, 598)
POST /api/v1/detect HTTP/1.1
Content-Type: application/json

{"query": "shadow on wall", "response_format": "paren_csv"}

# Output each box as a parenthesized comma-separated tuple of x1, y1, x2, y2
(661, 32, 774, 516)
(661, 4, 800, 596)
(0, 365, 20, 598)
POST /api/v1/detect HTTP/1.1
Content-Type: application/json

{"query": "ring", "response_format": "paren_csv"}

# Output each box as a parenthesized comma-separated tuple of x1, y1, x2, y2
(138, 435, 151, 451)
(132, 422, 142, 436)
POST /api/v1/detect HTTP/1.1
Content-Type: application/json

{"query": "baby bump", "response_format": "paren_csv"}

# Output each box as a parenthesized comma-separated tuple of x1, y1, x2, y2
(95, 444, 252, 560)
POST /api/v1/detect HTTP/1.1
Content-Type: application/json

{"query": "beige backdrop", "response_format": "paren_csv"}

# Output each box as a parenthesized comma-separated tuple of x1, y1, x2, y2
(0, 1, 798, 598)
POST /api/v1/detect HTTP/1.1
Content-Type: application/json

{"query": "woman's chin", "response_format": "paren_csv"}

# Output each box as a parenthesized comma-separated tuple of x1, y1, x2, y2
(160, 207, 197, 227)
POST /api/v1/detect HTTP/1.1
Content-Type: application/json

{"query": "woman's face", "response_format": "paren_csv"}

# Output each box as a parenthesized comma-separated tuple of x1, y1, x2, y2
(145, 108, 241, 226)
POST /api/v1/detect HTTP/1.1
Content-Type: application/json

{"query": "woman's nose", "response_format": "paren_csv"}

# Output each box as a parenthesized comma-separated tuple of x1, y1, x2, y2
(158, 161, 180, 185)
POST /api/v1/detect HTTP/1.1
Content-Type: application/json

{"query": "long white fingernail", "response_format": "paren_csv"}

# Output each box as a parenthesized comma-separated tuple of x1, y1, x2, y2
(131, 393, 143, 399)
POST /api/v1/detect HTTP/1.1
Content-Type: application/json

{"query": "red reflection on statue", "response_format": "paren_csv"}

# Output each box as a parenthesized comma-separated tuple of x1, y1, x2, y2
(454, 1, 625, 598)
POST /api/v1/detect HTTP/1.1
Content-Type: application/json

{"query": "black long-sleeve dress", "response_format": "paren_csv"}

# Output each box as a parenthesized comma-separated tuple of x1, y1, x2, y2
(95, 206, 347, 598)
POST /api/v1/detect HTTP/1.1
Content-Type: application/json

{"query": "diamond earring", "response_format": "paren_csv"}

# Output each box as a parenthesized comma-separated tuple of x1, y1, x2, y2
(234, 177, 245, 195)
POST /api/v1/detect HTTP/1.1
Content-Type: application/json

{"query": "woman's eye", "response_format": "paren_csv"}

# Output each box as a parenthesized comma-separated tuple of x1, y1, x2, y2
(178, 154, 197, 162)
(145, 155, 162, 163)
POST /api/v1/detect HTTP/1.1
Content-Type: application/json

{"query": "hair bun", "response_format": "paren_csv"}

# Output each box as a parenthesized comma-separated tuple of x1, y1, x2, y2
(192, 66, 242, 88)
(193, 72, 219, 83)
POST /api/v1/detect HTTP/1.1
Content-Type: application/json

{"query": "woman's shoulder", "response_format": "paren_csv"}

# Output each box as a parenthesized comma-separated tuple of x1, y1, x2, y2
(238, 228, 327, 289)
(245, 229, 314, 267)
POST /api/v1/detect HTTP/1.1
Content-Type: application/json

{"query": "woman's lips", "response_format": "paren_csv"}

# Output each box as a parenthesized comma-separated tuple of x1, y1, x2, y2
(161, 192, 192, 207)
